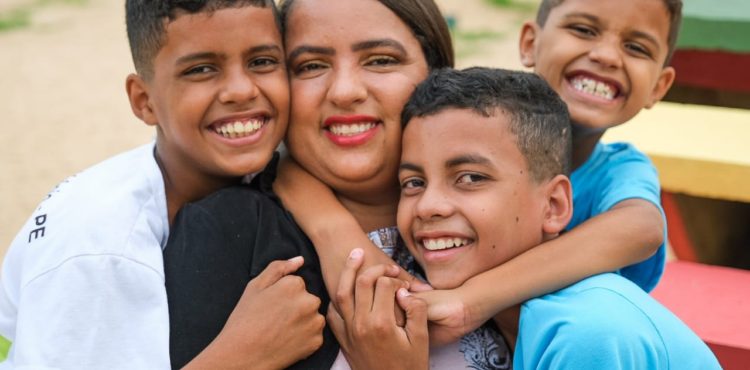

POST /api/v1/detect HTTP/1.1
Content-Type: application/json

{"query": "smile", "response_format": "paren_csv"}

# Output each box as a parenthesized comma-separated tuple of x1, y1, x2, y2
(213, 118, 267, 139)
(568, 75, 619, 100)
(421, 237, 472, 251)
(328, 122, 377, 137)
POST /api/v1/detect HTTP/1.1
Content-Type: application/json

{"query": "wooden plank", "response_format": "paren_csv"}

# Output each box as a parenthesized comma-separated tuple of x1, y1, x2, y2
(671, 50, 750, 93)
(651, 261, 750, 370)
(602, 102, 750, 202)
(677, 0, 750, 53)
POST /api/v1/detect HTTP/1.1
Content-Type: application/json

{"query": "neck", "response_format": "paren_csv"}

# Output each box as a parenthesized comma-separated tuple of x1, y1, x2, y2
(493, 305, 522, 351)
(336, 187, 400, 231)
(155, 145, 238, 224)
(571, 124, 606, 170)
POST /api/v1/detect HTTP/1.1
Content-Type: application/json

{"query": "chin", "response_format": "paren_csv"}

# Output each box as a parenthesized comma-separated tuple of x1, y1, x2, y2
(425, 271, 468, 290)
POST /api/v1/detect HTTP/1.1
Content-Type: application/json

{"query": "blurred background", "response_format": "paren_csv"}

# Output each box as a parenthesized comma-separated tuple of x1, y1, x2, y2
(1, 0, 750, 367)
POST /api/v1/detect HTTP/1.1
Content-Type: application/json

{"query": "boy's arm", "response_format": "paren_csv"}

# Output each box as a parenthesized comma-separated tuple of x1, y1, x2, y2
(419, 198, 663, 345)
(183, 257, 325, 370)
(2, 255, 172, 369)
(273, 156, 428, 296)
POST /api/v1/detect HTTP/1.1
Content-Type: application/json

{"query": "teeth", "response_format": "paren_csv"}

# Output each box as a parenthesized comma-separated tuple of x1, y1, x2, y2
(571, 76, 616, 100)
(215, 119, 265, 139)
(422, 237, 471, 251)
(329, 123, 376, 136)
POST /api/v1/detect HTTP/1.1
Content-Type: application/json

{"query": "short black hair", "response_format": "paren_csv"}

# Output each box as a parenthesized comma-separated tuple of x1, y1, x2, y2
(535, 0, 683, 65)
(402, 67, 571, 181)
(279, 0, 454, 70)
(125, 0, 279, 80)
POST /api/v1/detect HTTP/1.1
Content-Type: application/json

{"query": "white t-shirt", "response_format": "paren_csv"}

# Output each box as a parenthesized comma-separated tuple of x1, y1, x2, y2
(0, 143, 171, 369)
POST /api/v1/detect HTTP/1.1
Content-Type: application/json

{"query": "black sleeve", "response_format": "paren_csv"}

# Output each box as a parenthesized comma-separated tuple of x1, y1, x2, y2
(164, 186, 338, 369)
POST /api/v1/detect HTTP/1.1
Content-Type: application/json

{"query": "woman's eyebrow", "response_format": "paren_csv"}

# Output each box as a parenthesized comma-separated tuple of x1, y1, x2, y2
(287, 45, 335, 63)
(352, 39, 407, 55)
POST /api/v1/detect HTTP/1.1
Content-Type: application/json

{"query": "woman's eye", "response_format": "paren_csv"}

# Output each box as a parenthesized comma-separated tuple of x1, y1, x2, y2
(294, 61, 328, 75)
(365, 56, 399, 67)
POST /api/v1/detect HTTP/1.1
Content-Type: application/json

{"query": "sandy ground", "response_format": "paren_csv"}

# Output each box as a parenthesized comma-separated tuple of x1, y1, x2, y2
(0, 0, 534, 260)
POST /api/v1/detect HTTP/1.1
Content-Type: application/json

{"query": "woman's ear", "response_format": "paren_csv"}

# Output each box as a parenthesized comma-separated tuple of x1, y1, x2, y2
(519, 21, 539, 68)
(542, 174, 573, 236)
(126, 74, 158, 126)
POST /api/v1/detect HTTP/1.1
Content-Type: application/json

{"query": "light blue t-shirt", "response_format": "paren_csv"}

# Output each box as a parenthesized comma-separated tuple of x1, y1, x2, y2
(514, 273, 721, 370)
(569, 142, 666, 292)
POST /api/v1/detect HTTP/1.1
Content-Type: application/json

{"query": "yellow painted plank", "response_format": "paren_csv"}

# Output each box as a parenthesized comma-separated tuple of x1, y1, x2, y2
(602, 102, 750, 202)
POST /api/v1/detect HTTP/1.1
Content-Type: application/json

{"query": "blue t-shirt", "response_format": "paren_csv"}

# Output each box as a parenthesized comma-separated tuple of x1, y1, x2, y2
(569, 142, 666, 292)
(514, 273, 720, 370)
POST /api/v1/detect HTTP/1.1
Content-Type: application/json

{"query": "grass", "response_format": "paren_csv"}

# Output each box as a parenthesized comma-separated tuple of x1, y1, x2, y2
(0, 8, 31, 32)
(485, 0, 538, 13)
(0, 0, 88, 33)
(453, 28, 506, 60)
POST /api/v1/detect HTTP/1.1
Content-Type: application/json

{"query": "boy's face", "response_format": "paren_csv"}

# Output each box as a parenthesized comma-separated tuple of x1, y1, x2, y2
(128, 7, 288, 179)
(520, 0, 675, 130)
(397, 109, 549, 289)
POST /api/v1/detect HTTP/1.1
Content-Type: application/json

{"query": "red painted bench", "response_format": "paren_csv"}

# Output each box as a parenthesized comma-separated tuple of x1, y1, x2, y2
(651, 261, 750, 369)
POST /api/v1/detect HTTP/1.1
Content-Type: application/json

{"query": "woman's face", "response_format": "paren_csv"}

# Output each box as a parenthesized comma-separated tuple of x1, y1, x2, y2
(284, 0, 429, 201)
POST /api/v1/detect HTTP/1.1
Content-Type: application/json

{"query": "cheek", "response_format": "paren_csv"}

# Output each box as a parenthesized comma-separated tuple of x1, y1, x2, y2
(396, 199, 412, 230)
(260, 75, 290, 111)
(290, 79, 324, 118)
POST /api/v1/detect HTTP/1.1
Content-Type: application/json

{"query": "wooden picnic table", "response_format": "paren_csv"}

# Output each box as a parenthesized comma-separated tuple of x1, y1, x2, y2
(665, 0, 750, 109)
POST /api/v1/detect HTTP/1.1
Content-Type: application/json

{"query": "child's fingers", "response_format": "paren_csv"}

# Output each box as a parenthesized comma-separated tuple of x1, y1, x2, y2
(334, 248, 364, 321)
(370, 276, 408, 325)
(250, 256, 304, 290)
(354, 264, 401, 314)
(397, 288, 429, 344)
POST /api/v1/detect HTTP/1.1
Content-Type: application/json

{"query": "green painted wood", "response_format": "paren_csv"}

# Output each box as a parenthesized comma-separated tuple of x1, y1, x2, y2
(677, 0, 750, 52)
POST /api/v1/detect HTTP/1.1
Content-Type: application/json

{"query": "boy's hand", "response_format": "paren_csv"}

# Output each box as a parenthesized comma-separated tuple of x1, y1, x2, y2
(328, 249, 429, 370)
(186, 257, 325, 370)
(414, 288, 479, 346)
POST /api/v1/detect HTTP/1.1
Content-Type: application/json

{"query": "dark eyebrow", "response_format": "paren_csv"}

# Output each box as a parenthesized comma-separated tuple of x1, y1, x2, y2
(399, 162, 423, 173)
(248, 44, 284, 55)
(400, 154, 492, 173)
(175, 44, 282, 66)
(562, 12, 600, 24)
(287, 45, 335, 64)
(352, 39, 407, 55)
(446, 154, 492, 168)
(175, 52, 218, 66)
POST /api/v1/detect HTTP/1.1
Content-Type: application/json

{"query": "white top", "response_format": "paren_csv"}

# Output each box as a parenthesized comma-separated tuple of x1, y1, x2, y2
(0, 143, 171, 370)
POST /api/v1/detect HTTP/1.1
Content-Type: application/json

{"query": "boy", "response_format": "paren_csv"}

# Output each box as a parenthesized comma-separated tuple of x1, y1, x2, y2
(0, 1, 332, 369)
(329, 67, 720, 369)
(413, 0, 682, 341)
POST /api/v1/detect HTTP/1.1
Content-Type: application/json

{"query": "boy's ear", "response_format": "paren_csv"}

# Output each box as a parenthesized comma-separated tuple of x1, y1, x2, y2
(126, 74, 158, 126)
(519, 21, 539, 68)
(542, 174, 573, 236)
(645, 66, 676, 109)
